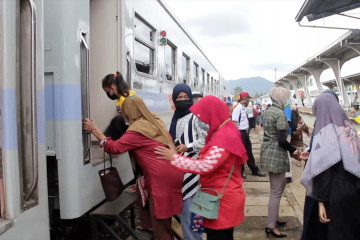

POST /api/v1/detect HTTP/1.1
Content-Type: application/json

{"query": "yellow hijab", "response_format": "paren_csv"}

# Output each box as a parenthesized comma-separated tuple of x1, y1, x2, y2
(122, 95, 174, 147)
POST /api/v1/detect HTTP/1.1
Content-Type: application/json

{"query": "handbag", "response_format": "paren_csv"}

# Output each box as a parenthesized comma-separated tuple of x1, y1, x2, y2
(191, 166, 235, 219)
(98, 152, 124, 201)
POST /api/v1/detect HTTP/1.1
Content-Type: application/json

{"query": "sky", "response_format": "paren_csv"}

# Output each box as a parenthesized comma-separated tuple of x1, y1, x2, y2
(163, 0, 360, 82)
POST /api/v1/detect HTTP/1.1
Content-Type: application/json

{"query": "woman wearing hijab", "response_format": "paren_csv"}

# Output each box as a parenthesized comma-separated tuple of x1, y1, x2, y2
(155, 95, 248, 240)
(83, 96, 183, 240)
(261, 87, 301, 238)
(300, 91, 360, 240)
(169, 83, 207, 240)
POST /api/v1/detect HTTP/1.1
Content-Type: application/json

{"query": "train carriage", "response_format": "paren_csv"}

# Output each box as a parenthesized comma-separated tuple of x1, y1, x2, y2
(0, 0, 224, 239)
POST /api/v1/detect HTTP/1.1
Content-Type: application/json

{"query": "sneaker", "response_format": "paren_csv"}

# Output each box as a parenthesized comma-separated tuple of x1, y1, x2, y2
(241, 173, 247, 179)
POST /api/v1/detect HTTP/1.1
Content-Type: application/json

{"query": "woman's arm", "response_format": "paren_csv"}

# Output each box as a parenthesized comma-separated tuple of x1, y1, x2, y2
(83, 118, 106, 141)
(155, 145, 231, 174)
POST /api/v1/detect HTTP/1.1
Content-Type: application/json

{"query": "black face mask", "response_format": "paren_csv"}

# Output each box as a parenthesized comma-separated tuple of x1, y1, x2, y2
(174, 100, 192, 111)
(106, 92, 118, 100)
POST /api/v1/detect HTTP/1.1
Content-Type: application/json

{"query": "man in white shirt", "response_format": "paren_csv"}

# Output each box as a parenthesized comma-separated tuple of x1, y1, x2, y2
(232, 92, 265, 178)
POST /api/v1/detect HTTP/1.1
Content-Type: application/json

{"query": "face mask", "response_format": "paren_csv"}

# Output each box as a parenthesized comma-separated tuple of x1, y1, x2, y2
(125, 121, 130, 126)
(174, 100, 192, 111)
(106, 92, 118, 100)
(284, 99, 291, 109)
(198, 120, 209, 133)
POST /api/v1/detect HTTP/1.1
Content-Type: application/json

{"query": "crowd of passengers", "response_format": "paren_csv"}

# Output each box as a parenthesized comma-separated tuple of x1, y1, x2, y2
(83, 71, 360, 240)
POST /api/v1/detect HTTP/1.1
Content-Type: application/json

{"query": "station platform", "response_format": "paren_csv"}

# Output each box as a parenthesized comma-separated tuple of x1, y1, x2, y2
(233, 129, 307, 239)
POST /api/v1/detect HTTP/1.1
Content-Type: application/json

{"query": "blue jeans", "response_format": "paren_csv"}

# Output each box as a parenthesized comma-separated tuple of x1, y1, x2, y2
(181, 196, 203, 240)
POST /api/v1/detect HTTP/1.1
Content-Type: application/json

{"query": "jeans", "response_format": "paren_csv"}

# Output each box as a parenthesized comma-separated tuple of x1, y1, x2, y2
(181, 195, 203, 240)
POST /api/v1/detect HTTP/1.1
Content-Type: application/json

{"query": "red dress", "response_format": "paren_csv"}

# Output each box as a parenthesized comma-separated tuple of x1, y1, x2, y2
(104, 131, 183, 219)
(171, 145, 246, 229)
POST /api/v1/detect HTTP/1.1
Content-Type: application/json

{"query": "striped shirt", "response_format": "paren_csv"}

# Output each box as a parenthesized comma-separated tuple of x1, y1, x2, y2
(176, 113, 206, 200)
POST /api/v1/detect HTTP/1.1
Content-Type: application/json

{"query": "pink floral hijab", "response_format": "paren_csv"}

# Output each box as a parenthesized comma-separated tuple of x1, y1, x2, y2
(301, 92, 360, 196)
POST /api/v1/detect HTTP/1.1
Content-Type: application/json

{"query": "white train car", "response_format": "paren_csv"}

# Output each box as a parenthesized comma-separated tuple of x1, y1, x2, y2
(0, 0, 223, 239)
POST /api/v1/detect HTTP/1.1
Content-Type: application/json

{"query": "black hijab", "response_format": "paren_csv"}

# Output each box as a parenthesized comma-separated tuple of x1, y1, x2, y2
(169, 84, 193, 139)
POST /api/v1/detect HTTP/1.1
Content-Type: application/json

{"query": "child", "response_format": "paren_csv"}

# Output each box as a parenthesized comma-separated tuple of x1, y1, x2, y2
(290, 107, 310, 167)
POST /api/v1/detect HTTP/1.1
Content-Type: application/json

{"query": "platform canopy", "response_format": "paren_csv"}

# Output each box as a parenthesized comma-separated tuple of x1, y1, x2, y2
(296, 0, 360, 22)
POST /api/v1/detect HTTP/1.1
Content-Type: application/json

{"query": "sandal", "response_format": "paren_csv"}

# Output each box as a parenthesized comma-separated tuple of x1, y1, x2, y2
(136, 225, 153, 232)
(125, 184, 136, 193)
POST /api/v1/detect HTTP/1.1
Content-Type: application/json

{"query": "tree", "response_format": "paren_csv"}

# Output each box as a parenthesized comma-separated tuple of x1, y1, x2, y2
(233, 86, 242, 100)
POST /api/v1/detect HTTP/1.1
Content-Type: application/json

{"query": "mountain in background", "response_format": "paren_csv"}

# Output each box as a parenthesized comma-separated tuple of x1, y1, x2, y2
(227, 76, 274, 96)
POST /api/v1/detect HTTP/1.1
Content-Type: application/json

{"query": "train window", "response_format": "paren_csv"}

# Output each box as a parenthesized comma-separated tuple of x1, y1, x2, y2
(193, 62, 199, 88)
(201, 68, 205, 90)
(207, 73, 210, 93)
(164, 41, 176, 81)
(18, 0, 39, 211)
(134, 14, 155, 75)
(211, 77, 214, 94)
(80, 31, 91, 164)
(182, 53, 190, 84)
(134, 40, 154, 74)
(134, 16, 154, 43)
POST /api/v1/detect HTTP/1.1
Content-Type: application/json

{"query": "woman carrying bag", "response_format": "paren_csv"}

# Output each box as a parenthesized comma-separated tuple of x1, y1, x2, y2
(155, 95, 248, 240)
(83, 95, 183, 240)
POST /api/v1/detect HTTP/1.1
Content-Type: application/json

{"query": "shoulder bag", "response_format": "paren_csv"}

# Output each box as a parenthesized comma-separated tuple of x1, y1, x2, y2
(98, 152, 124, 201)
(191, 166, 235, 219)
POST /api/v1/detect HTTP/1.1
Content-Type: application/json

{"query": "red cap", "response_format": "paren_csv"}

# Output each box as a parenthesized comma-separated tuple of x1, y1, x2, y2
(239, 92, 251, 99)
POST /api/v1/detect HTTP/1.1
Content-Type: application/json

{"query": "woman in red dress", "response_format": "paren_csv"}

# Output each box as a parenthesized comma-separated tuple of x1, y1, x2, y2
(155, 95, 248, 240)
(83, 96, 183, 240)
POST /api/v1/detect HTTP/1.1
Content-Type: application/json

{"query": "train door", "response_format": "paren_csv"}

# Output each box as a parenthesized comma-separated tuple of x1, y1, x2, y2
(43, 0, 133, 226)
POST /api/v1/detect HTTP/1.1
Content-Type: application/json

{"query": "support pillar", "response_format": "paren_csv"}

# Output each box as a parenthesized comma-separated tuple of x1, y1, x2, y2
(301, 66, 325, 95)
(292, 73, 312, 106)
(317, 58, 350, 108)
(284, 77, 302, 106)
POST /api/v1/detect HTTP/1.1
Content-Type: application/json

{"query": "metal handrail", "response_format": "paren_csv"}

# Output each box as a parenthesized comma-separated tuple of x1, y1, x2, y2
(24, 0, 38, 202)
(80, 31, 91, 162)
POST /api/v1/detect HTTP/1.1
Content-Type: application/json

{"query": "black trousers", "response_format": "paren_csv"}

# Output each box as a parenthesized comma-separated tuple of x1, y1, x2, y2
(240, 130, 260, 174)
(205, 227, 234, 240)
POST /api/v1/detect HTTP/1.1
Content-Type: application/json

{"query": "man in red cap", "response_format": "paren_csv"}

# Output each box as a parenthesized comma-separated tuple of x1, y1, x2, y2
(232, 92, 265, 178)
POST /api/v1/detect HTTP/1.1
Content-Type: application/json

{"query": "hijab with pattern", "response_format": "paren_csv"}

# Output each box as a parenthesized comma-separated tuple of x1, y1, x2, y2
(122, 95, 174, 148)
(270, 87, 291, 108)
(190, 95, 247, 164)
(301, 92, 360, 197)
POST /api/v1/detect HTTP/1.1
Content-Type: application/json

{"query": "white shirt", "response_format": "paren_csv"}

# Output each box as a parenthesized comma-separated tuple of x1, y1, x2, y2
(232, 104, 249, 130)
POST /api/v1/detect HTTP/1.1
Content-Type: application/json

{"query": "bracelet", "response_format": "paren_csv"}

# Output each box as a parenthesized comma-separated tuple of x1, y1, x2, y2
(99, 138, 107, 148)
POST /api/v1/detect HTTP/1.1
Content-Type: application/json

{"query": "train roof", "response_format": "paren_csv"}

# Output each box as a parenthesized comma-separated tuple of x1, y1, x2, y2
(295, 0, 360, 22)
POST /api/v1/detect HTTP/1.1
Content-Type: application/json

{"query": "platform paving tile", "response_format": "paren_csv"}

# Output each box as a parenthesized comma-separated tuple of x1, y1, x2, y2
(245, 197, 289, 206)
(245, 205, 295, 217)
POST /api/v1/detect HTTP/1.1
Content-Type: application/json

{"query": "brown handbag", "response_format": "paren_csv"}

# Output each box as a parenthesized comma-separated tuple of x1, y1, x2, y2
(98, 152, 124, 201)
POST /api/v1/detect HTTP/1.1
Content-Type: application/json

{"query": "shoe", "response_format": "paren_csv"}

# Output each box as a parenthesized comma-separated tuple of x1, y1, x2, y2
(136, 225, 153, 232)
(276, 220, 287, 227)
(252, 171, 266, 177)
(286, 177, 292, 184)
(241, 173, 247, 179)
(265, 227, 287, 238)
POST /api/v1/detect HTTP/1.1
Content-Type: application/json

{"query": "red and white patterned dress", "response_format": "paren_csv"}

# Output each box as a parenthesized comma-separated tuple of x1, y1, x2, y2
(171, 145, 246, 229)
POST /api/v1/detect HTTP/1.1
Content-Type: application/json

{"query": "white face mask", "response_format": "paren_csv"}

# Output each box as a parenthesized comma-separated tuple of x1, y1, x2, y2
(200, 122, 209, 133)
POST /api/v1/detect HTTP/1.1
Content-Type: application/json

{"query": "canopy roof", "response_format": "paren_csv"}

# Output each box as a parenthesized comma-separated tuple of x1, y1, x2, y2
(296, 0, 360, 22)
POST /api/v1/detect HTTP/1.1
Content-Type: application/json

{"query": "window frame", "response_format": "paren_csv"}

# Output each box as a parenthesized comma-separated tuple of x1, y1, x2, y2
(133, 13, 156, 77)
